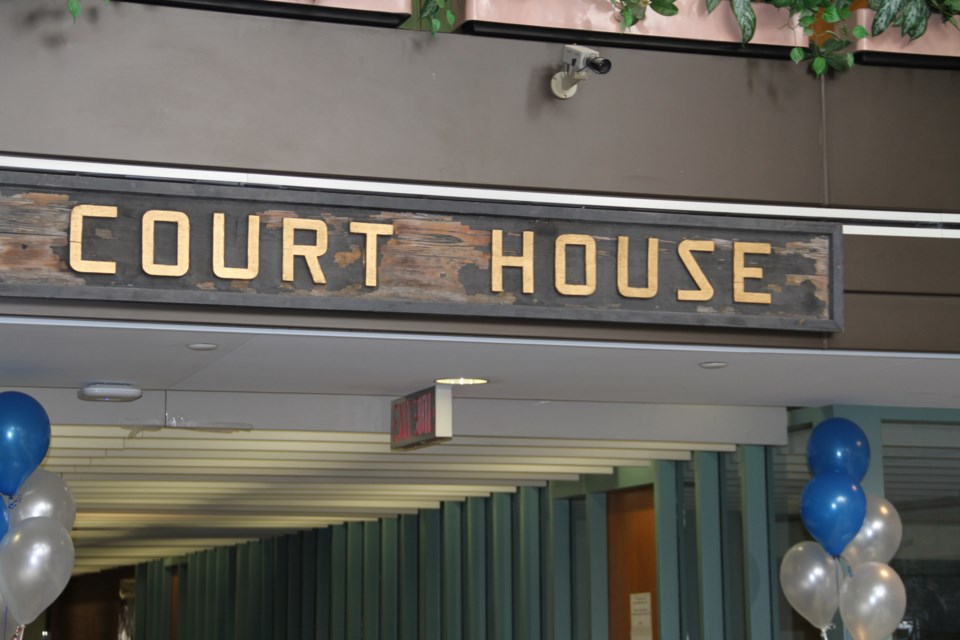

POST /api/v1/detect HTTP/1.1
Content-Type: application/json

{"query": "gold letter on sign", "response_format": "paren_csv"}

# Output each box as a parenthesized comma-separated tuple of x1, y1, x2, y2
(349, 222, 394, 287)
(491, 230, 534, 294)
(677, 239, 715, 301)
(555, 234, 596, 296)
(142, 210, 190, 277)
(282, 218, 328, 284)
(69, 205, 117, 274)
(617, 236, 659, 299)
(733, 241, 772, 304)
(213, 213, 261, 280)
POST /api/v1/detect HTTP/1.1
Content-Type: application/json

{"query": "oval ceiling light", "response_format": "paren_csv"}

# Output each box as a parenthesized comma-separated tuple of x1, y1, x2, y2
(434, 377, 489, 385)
(77, 383, 143, 402)
(186, 343, 219, 351)
(698, 361, 729, 370)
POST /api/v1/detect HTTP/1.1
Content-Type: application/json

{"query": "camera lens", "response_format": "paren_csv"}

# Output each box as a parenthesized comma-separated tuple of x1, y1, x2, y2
(587, 57, 612, 74)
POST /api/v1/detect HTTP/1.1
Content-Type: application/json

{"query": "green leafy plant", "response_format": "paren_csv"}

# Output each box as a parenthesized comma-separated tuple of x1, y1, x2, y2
(769, 0, 869, 76)
(872, 0, 959, 39)
(419, 0, 456, 35)
(611, 0, 680, 30)
(66, 0, 109, 22)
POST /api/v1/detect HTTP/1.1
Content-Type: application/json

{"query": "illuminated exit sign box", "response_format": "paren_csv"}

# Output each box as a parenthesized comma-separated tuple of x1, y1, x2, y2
(390, 385, 453, 450)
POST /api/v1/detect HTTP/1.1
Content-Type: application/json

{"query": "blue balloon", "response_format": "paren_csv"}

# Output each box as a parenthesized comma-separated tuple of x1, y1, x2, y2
(800, 472, 866, 557)
(807, 417, 871, 482)
(0, 392, 51, 496)
(0, 500, 8, 541)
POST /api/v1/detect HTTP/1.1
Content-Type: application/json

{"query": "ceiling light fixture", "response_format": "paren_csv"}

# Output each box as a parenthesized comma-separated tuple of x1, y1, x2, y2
(186, 343, 219, 351)
(434, 377, 489, 385)
(77, 383, 143, 402)
(699, 362, 729, 370)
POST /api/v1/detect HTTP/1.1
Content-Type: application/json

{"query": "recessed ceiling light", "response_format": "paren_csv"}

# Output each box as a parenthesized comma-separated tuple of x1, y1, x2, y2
(186, 343, 219, 351)
(434, 377, 489, 385)
(699, 361, 729, 370)
(77, 383, 143, 402)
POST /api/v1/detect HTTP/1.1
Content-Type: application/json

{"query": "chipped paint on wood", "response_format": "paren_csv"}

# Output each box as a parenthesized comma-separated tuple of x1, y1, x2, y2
(0, 182, 842, 332)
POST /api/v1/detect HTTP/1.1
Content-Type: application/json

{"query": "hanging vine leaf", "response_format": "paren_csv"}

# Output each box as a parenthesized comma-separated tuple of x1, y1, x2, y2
(652, 0, 680, 16)
(790, 46, 807, 62)
(872, 0, 904, 34)
(901, 0, 932, 38)
(419, 0, 439, 20)
(731, 0, 757, 42)
(67, 0, 81, 20)
(812, 56, 828, 76)
(706, 0, 722, 14)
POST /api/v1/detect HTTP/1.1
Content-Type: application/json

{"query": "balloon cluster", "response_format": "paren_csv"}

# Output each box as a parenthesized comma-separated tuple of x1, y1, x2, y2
(0, 392, 76, 639)
(780, 418, 906, 640)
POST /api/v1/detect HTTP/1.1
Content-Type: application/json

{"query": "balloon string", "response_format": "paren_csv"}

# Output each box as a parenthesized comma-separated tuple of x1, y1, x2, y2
(821, 623, 835, 639)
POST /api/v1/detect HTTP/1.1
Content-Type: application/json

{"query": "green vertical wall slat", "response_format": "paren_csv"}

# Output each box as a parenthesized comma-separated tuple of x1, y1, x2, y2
(346, 522, 365, 640)
(489, 493, 513, 640)
(542, 490, 571, 640)
(261, 538, 276, 638)
(740, 446, 775, 640)
(205, 551, 217, 640)
(464, 497, 487, 640)
(654, 461, 682, 640)
(398, 515, 419, 640)
(331, 525, 348, 639)
(545, 493, 572, 640)
(275, 536, 290, 640)
(145, 562, 158, 640)
(236, 544, 249, 640)
(516, 487, 541, 640)
(584, 492, 609, 640)
(190, 552, 203, 640)
(161, 564, 173, 640)
(134, 563, 148, 640)
(695, 452, 726, 640)
(364, 520, 382, 640)
(302, 530, 319, 640)
(419, 508, 441, 640)
(177, 561, 189, 640)
(317, 528, 332, 639)
(442, 502, 463, 640)
(381, 518, 400, 640)
(219, 546, 237, 640)
(249, 541, 263, 640)
(287, 533, 303, 640)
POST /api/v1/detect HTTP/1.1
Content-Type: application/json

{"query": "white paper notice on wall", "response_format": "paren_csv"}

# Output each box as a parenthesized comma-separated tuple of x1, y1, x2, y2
(630, 592, 653, 640)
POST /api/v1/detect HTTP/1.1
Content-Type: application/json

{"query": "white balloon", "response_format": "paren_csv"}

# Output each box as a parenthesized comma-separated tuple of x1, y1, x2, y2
(779, 541, 840, 632)
(8, 469, 76, 531)
(839, 562, 907, 640)
(0, 517, 74, 624)
(842, 494, 902, 567)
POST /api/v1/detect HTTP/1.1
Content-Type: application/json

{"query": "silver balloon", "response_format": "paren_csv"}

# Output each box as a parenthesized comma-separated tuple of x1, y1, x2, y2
(0, 592, 22, 639)
(7, 469, 76, 531)
(842, 494, 902, 567)
(839, 562, 907, 640)
(779, 541, 840, 632)
(0, 517, 75, 624)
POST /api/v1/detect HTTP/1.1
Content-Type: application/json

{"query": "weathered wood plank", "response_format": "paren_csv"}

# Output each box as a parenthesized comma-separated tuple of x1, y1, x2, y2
(0, 176, 842, 332)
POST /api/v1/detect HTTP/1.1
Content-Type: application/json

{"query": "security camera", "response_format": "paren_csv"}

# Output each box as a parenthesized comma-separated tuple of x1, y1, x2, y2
(551, 44, 612, 99)
(562, 44, 612, 75)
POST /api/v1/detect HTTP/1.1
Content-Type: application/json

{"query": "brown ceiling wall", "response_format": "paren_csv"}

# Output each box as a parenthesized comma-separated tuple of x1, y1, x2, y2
(0, 0, 957, 212)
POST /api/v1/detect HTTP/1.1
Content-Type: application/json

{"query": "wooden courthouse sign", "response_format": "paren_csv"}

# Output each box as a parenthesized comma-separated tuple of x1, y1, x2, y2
(0, 172, 841, 331)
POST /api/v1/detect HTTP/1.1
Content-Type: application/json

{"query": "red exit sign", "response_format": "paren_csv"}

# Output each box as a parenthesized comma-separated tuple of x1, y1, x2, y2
(390, 385, 453, 450)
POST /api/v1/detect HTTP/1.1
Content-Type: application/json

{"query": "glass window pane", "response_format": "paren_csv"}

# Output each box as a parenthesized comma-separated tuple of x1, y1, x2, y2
(883, 423, 960, 639)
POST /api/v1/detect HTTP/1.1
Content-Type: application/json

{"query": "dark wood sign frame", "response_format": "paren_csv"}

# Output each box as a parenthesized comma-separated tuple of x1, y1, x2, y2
(0, 170, 843, 332)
